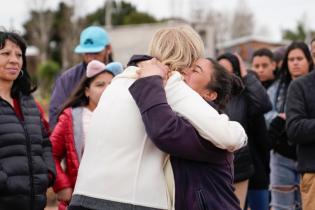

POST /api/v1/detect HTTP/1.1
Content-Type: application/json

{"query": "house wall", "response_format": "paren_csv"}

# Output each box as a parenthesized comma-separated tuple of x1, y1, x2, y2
(218, 41, 285, 63)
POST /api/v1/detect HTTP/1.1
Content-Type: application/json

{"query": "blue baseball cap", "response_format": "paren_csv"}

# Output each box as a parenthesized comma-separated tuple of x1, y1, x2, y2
(74, 26, 110, 54)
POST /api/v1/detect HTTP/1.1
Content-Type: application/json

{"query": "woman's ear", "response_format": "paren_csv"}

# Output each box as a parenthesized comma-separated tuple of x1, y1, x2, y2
(85, 87, 90, 98)
(203, 90, 217, 102)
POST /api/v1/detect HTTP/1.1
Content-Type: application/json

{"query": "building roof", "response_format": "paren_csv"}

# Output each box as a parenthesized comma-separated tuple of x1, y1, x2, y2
(217, 35, 288, 49)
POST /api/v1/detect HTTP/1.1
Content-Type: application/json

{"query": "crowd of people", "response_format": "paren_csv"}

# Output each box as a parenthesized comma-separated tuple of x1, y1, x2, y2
(0, 24, 314, 210)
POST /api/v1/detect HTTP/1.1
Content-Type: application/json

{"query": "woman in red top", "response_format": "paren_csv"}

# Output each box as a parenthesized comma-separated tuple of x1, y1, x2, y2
(50, 60, 122, 210)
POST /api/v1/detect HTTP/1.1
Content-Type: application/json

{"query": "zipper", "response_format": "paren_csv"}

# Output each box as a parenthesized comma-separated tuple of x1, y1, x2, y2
(21, 122, 35, 210)
(0, 97, 35, 209)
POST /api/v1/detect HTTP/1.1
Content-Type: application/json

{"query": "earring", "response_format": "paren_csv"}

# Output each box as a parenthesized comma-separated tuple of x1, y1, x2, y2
(18, 70, 24, 79)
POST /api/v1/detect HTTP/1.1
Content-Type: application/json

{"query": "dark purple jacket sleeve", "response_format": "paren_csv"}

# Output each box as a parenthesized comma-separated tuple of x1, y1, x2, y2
(129, 76, 225, 162)
(49, 76, 68, 130)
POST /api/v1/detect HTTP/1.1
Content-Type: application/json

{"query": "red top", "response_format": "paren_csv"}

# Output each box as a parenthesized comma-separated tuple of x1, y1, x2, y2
(13, 98, 50, 134)
(13, 98, 23, 121)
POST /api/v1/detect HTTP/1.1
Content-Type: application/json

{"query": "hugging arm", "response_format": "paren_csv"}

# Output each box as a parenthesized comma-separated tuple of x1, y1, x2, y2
(130, 76, 238, 161)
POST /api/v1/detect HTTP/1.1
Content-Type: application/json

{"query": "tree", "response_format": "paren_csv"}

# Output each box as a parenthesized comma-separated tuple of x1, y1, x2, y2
(282, 21, 307, 41)
(23, 0, 158, 85)
(230, 0, 254, 39)
(205, 10, 230, 44)
(24, 0, 55, 63)
(51, 2, 84, 69)
(123, 12, 157, 25)
(36, 60, 60, 98)
(85, 1, 157, 26)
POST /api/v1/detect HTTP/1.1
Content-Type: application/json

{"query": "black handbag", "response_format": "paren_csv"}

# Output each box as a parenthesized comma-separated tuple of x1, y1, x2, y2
(268, 116, 287, 148)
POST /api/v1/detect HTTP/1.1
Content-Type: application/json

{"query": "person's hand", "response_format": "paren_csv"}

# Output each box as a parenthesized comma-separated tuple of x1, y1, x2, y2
(234, 53, 248, 77)
(56, 188, 73, 203)
(137, 58, 169, 80)
(278, 112, 286, 120)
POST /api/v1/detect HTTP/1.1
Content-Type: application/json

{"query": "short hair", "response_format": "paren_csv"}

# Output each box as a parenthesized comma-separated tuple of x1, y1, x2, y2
(311, 37, 315, 45)
(251, 48, 275, 61)
(148, 25, 205, 73)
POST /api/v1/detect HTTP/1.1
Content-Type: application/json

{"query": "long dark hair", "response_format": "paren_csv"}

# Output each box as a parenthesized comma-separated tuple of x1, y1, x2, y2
(217, 52, 241, 77)
(206, 58, 244, 110)
(280, 41, 314, 85)
(58, 69, 110, 116)
(0, 30, 36, 97)
(59, 76, 94, 115)
(275, 41, 314, 111)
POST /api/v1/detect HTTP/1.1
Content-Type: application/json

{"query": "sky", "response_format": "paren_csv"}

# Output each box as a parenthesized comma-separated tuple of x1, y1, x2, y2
(1, 0, 315, 41)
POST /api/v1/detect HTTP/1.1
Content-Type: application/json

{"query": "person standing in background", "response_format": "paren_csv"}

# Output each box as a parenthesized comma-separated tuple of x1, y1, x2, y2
(247, 48, 279, 210)
(286, 50, 315, 210)
(51, 60, 123, 210)
(218, 52, 272, 209)
(0, 30, 55, 210)
(49, 26, 112, 130)
(266, 41, 313, 210)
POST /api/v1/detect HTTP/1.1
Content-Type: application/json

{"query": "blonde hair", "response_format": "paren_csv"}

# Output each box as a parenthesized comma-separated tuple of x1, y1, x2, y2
(148, 25, 205, 72)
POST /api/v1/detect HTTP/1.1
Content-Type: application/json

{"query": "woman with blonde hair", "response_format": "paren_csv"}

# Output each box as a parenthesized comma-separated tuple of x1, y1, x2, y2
(69, 25, 247, 210)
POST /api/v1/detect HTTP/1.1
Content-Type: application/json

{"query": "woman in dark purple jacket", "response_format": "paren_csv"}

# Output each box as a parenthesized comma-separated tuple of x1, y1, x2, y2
(129, 57, 243, 210)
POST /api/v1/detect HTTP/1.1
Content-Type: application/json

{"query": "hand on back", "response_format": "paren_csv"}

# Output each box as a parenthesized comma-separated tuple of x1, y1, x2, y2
(137, 58, 170, 80)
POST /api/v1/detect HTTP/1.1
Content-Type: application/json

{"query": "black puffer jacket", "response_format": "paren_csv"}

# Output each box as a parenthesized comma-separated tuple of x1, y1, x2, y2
(0, 94, 55, 210)
(225, 72, 272, 182)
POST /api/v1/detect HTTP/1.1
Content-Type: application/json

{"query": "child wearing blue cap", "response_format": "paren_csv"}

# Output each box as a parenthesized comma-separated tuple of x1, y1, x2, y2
(49, 26, 113, 130)
(50, 60, 123, 210)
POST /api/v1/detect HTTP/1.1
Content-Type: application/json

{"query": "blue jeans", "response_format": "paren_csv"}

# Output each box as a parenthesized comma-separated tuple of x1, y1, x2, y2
(246, 189, 269, 210)
(269, 151, 301, 210)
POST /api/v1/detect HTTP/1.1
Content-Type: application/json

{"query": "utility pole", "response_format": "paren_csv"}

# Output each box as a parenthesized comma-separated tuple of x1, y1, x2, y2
(105, 0, 112, 29)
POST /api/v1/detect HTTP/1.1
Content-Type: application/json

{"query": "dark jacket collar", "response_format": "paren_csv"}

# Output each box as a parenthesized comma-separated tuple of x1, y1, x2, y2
(127, 55, 153, 67)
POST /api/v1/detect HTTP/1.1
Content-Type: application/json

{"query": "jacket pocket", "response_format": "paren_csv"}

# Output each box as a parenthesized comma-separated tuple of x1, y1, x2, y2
(196, 190, 209, 210)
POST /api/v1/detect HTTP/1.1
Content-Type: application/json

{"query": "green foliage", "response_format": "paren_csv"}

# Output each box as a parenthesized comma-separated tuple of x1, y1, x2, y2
(23, 0, 158, 98)
(282, 21, 306, 41)
(85, 1, 157, 26)
(123, 12, 157, 25)
(37, 60, 60, 98)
